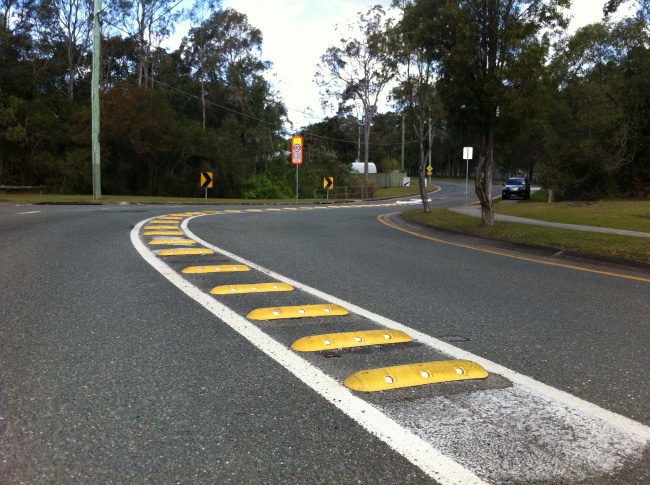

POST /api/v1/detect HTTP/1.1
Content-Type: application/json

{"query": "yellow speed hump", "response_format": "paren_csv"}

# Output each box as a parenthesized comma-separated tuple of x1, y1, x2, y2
(344, 360, 488, 392)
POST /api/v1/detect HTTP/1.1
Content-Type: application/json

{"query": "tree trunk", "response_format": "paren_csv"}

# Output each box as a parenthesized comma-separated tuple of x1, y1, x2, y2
(475, 120, 496, 225)
(418, 122, 430, 211)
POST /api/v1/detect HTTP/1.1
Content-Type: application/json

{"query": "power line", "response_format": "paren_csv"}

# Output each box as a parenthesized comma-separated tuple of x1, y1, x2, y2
(146, 77, 419, 148)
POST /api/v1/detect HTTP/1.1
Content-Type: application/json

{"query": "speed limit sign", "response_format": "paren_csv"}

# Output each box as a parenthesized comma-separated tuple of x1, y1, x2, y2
(291, 136, 303, 165)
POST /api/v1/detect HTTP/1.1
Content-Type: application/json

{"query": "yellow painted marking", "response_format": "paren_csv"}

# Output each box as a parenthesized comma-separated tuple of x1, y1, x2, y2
(225, 210, 242, 213)
(246, 209, 263, 212)
(152, 218, 182, 222)
(247, 304, 349, 321)
(143, 225, 179, 230)
(300, 207, 314, 210)
(202, 210, 223, 214)
(182, 265, 250, 273)
(291, 329, 412, 352)
(148, 239, 196, 245)
(266, 208, 282, 211)
(283, 208, 298, 211)
(378, 213, 650, 283)
(344, 360, 488, 392)
(157, 248, 214, 256)
(211, 282, 294, 295)
(142, 231, 184, 236)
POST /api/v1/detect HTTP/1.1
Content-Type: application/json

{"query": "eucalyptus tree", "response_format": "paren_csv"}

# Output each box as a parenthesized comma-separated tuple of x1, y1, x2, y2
(316, 5, 395, 179)
(1, 0, 38, 95)
(399, 0, 569, 224)
(604, 0, 650, 22)
(544, 5, 650, 199)
(181, 0, 220, 130)
(114, 0, 184, 87)
(180, 6, 268, 126)
(180, 6, 284, 179)
(390, 0, 445, 211)
(35, 0, 93, 100)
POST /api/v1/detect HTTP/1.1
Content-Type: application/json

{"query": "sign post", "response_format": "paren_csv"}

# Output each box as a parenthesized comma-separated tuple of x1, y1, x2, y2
(292, 136, 303, 200)
(463, 147, 473, 204)
(201, 171, 213, 202)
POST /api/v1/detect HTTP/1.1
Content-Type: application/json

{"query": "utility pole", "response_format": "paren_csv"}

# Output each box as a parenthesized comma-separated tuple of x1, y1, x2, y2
(401, 113, 405, 172)
(91, 0, 102, 199)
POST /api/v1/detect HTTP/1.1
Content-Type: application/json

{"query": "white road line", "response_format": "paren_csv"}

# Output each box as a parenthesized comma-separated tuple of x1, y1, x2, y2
(18, 210, 42, 214)
(181, 215, 650, 442)
(133, 214, 650, 483)
(131, 217, 488, 485)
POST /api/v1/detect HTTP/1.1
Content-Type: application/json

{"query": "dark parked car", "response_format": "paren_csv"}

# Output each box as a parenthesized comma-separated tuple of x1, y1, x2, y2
(502, 177, 530, 200)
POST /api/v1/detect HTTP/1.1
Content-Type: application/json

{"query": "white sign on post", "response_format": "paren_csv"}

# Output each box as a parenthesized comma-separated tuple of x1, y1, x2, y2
(463, 147, 473, 204)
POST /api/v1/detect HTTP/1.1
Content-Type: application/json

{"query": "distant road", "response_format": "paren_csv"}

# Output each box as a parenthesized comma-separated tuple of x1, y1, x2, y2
(1, 183, 648, 484)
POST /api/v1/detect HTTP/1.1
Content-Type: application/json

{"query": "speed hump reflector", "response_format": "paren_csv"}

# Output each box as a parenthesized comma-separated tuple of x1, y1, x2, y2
(344, 360, 488, 392)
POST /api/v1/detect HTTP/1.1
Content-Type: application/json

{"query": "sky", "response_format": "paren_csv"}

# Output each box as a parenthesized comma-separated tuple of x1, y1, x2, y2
(217, 0, 617, 130)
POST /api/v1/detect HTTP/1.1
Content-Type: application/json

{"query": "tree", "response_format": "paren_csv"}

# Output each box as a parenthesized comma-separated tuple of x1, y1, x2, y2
(543, 12, 650, 199)
(37, 0, 93, 100)
(390, 0, 445, 211)
(316, 5, 395, 180)
(180, 0, 220, 130)
(400, 0, 569, 225)
(604, 0, 650, 22)
(113, 0, 184, 87)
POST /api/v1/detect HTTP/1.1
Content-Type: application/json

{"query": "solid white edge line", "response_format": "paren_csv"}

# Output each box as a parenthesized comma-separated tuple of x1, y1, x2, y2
(181, 215, 650, 443)
(132, 218, 488, 485)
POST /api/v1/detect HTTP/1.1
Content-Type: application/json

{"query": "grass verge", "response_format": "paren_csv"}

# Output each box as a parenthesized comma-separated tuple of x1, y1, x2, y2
(496, 190, 650, 233)
(403, 192, 650, 262)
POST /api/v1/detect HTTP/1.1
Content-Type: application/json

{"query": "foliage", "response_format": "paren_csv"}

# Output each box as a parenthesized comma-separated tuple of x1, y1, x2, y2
(239, 173, 293, 199)
(0, 1, 286, 197)
(0, 0, 649, 203)
(316, 5, 395, 179)
(543, 13, 650, 200)
(380, 157, 400, 172)
(396, 0, 570, 224)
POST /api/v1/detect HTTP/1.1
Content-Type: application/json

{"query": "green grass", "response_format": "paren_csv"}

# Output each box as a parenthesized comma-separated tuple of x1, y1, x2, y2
(496, 189, 650, 232)
(403, 192, 650, 262)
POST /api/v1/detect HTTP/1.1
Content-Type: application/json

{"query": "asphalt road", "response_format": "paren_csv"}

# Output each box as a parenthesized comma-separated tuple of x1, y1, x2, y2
(1, 183, 649, 484)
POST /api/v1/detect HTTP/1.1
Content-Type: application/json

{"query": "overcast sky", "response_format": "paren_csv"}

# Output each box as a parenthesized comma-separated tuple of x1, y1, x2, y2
(219, 0, 614, 130)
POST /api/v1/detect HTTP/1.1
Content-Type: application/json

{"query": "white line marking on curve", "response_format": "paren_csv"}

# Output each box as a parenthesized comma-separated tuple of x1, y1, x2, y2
(180, 215, 650, 443)
(131, 217, 488, 485)
(132, 213, 650, 483)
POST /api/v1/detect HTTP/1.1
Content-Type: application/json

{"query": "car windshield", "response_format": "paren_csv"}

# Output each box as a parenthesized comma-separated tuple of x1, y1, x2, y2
(507, 178, 525, 185)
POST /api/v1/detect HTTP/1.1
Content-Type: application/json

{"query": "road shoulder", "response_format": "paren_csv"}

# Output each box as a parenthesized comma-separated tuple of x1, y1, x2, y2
(383, 212, 650, 281)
